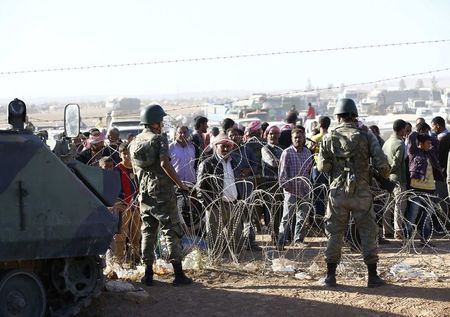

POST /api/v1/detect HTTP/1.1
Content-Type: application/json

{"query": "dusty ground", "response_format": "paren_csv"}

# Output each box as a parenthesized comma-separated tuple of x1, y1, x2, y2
(79, 240, 450, 317)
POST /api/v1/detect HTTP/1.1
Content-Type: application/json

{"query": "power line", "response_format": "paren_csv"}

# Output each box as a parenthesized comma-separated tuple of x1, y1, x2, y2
(25, 65, 450, 122)
(1, 39, 449, 76)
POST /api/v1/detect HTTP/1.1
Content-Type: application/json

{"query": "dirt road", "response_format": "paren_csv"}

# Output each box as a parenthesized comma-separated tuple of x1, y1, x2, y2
(80, 245, 450, 317)
(81, 272, 450, 317)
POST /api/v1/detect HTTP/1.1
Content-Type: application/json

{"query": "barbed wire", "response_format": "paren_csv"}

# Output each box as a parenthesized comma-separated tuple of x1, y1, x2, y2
(89, 140, 450, 278)
(1, 39, 449, 76)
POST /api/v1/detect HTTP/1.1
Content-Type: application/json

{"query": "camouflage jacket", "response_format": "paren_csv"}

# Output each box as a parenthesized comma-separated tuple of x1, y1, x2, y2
(129, 129, 174, 197)
(318, 122, 389, 191)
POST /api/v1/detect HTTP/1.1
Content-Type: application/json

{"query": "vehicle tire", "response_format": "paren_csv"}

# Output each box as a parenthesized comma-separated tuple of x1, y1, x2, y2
(0, 269, 47, 317)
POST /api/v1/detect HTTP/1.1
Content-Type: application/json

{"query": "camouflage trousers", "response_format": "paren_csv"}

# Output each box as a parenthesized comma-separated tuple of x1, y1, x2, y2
(111, 202, 141, 264)
(140, 190, 183, 266)
(325, 188, 379, 265)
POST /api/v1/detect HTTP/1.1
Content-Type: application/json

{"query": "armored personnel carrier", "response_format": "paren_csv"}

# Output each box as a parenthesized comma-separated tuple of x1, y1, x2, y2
(0, 100, 119, 316)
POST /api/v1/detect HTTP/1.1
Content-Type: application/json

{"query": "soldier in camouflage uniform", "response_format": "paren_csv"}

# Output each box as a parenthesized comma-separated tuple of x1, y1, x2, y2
(130, 104, 192, 286)
(317, 98, 390, 288)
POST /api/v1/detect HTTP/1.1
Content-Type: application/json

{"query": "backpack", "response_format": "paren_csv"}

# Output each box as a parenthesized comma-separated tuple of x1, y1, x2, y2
(130, 133, 158, 171)
(329, 128, 362, 195)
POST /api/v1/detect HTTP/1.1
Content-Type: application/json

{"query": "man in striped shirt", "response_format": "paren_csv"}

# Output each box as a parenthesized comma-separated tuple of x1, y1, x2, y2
(277, 128, 313, 250)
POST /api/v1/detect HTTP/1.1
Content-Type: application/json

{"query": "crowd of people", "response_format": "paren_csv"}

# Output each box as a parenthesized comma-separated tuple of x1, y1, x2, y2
(68, 101, 450, 288)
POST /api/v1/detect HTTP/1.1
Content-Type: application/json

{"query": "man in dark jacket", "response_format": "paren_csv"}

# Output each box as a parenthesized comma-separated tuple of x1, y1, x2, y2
(279, 110, 298, 149)
(227, 127, 261, 251)
(197, 134, 249, 259)
(431, 116, 450, 173)
(191, 116, 208, 170)
(430, 116, 450, 218)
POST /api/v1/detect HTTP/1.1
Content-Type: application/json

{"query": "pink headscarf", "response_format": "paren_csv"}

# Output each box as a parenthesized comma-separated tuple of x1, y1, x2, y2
(212, 133, 234, 147)
(264, 124, 281, 138)
(244, 120, 262, 136)
(83, 132, 106, 149)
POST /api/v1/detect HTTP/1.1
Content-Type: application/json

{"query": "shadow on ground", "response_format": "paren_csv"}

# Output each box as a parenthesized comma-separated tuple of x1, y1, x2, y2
(81, 279, 409, 317)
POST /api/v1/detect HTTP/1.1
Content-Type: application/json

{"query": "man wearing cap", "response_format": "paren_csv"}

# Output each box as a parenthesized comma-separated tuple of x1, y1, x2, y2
(318, 98, 390, 288)
(197, 134, 246, 258)
(130, 104, 192, 286)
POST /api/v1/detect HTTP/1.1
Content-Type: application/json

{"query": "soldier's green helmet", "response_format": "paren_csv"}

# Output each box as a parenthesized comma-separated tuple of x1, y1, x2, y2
(334, 98, 358, 117)
(140, 104, 167, 125)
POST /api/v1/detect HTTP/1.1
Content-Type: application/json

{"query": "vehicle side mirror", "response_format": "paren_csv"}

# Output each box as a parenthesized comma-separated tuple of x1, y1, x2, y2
(64, 104, 80, 138)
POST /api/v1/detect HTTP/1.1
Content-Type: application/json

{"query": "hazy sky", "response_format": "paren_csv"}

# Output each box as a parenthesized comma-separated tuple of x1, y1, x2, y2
(0, 0, 449, 100)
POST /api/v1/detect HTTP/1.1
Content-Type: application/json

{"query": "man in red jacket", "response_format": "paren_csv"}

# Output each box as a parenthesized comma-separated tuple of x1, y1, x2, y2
(306, 103, 316, 120)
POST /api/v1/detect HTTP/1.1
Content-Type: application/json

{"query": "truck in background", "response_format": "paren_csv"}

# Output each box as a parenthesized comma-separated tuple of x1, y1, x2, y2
(105, 97, 141, 114)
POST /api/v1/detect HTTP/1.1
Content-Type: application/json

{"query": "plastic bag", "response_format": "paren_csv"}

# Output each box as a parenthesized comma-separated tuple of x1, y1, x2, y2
(390, 262, 436, 279)
(295, 272, 312, 280)
(271, 258, 296, 272)
(153, 259, 173, 275)
(182, 249, 203, 271)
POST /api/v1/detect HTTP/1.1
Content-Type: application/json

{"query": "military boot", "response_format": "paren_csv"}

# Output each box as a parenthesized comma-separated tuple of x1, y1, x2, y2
(324, 263, 337, 287)
(367, 263, 387, 288)
(141, 266, 153, 286)
(172, 261, 193, 286)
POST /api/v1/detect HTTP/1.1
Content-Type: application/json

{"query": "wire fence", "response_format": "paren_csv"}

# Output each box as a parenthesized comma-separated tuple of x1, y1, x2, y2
(86, 137, 450, 280)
